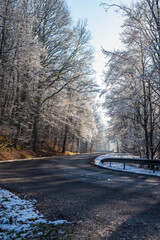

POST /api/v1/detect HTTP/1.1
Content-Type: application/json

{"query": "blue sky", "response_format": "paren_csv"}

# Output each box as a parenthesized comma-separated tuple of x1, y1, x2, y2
(66, 0, 132, 83)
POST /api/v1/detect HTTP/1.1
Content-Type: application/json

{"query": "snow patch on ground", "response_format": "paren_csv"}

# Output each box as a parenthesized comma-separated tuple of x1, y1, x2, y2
(94, 153, 160, 177)
(0, 188, 69, 239)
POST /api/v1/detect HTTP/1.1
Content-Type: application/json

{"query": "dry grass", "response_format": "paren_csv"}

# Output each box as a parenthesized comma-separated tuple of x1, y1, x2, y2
(0, 136, 80, 161)
(0, 146, 79, 161)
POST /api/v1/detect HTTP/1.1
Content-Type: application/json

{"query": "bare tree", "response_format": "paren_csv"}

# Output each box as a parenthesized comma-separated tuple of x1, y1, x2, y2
(102, 0, 160, 158)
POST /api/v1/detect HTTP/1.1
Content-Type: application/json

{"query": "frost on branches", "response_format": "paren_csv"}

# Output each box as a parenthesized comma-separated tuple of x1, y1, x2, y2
(102, 0, 160, 159)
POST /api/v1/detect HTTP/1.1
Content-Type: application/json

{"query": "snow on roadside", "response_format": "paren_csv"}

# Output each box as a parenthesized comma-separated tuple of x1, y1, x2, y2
(0, 188, 69, 239)
(94, 153, 160, 177)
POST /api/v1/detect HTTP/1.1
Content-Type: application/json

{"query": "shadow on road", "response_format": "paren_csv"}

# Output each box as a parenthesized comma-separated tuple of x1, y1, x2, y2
(0, 155, 160, 239)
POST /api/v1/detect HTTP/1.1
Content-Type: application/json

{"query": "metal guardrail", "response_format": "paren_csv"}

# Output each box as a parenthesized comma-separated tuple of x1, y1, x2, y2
(101, 158, 160, 173)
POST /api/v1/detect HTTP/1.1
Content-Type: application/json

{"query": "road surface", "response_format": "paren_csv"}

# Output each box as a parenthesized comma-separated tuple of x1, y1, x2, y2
(0, 153, 160, 239)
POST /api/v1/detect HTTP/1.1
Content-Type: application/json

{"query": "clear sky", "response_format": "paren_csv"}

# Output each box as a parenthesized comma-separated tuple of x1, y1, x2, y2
(66, 0, 132, 84)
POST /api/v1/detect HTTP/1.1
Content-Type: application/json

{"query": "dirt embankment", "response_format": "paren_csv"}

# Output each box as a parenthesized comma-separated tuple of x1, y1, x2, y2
(0, 135, 80, 161)
(0, 148, 57, 161)
(0, 147, 79, 161)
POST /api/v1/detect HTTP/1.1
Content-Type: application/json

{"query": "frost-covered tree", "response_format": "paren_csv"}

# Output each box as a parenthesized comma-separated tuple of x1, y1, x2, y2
(0, 0, 100, 153)
(0, 0, 43, 146)
(102, 0, 160, 158)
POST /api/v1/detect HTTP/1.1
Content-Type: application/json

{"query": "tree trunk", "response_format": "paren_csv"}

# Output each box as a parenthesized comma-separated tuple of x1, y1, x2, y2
(85, 141, 88, 153)
(76, 137, 80, 153)
(32, 116, 38, 151)
(90, 141, 94, 153)
(116, 139, 119, 153)
(53, 131, 57, 148)
(62, 124, 68, 153)
(71, 134, 75, 152)
(13, 121, 21, 149)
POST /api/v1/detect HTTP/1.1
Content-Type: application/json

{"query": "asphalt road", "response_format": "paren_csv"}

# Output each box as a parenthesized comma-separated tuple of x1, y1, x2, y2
(0, 153, 160, 240)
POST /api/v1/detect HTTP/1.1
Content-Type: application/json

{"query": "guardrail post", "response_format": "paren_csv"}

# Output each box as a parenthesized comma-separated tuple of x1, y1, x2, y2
(123, 162, 125, 170)
(102, 158, 160, 172)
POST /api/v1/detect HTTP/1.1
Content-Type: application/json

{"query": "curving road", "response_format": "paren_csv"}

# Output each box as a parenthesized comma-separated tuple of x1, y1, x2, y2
(0, 153, 160, 240)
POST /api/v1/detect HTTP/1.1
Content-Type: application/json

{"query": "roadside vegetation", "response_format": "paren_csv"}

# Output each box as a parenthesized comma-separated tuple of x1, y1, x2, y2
(0, 0, 107, 158)
(102, 0, 160, 159)
(0, 135, 80, 161)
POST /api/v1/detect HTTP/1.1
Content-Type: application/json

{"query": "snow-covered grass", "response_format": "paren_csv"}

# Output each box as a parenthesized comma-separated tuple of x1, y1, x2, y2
(94, 153, 160, 177)
(0, 188, 69, 239)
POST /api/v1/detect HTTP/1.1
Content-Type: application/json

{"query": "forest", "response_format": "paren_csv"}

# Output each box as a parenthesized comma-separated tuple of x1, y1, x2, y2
(102, 0, 160, 159)
(1, 0, 160, 159)
(0, 0, 107, 155)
